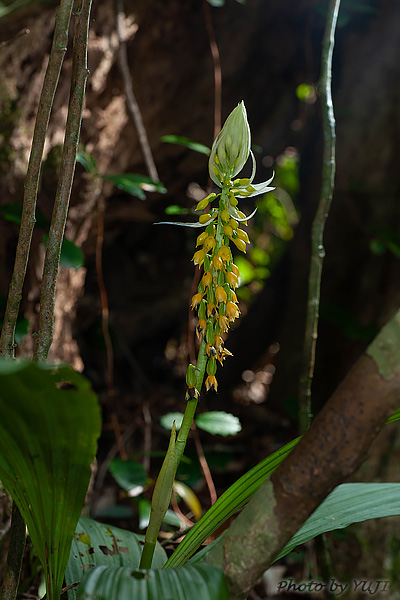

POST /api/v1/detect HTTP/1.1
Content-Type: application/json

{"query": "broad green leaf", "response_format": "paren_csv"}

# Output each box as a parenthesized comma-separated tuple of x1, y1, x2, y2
(166, 437, 300, 567)
(275, 483, 400, 560)
(161, 135, 211, 156)
(109, 458, 147, 496)
(160, 412, 184, 430)
(76, 564, 228, 600)
(76, 150, 98, 174)
(195, 411, 241, 436)
(43, 235, 84, 269)
(101, 173, 167, 199)
(66, 517, 167, 600)
(0, 361, 101, 600)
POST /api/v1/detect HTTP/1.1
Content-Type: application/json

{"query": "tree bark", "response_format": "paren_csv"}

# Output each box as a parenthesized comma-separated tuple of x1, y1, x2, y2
(204, 308, 400, 599)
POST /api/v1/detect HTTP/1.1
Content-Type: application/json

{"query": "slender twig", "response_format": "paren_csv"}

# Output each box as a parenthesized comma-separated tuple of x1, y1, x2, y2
(95, 197, 127, 459)
(298, 0, 341, 434)
(34, 0, 92, 361)
(115, 0, 159, 182)
(192, 424, 217, 505)
(0, 0, 74, 360)
(202, 0, 222, 139)
(96, 199, 114, 393)
(142, 401, 152, 473)
(0, 504, 26, 600)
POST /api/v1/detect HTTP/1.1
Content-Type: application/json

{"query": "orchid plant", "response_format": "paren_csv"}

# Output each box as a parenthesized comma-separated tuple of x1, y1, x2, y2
(140, 101, 274, 568)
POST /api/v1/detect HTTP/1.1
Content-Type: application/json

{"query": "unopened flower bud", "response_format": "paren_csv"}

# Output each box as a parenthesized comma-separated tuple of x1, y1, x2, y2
(186, 364, 197, 387)
(209, 101, 251, 185)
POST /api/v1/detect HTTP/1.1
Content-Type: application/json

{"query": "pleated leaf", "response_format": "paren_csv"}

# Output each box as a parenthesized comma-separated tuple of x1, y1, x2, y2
(0, 360, 101, 600)
(76, 564, 228, 600)
(66, 518, 167, 600)
(275, 482, 400, 560)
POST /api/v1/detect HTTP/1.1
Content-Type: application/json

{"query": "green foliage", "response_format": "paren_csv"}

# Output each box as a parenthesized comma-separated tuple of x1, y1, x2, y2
(101, 174, 167, 200)
(0, 361, 101, 600)
(76, 564, 228, 600)
(108, 458, 147, 497)
(161, 135, 210, 156)
(369, 229, 400, 258)
(166, 437, 300, 567)
(160, 410, 242, 436)
(76, 150, 167, 199)
(274, 483, 400, 560)
(0, 203, 48, 228)
(0, 204, 84, 269)
(65, 517, 167, 600)
(193, 412, 241, 436)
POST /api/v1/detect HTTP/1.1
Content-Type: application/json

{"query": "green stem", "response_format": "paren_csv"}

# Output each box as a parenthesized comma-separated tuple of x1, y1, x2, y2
(176, 339, 207, 466)
(298, 0, 341, 434)
(140, 338, 208, 569)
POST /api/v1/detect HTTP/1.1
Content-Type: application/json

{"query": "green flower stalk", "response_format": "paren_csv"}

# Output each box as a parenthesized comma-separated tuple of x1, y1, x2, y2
(142, 101, 274, 569)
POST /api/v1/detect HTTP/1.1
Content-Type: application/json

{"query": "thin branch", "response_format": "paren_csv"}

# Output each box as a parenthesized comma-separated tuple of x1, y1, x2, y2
(115, 0, 159, 182)
(0, 0, 74, 360)
(202, 0, 222, 138)
(298, 0, 341, 433)
(192, 423, 217, 505)
(0, 504, 26, 600)
(34, 0, 92, 362)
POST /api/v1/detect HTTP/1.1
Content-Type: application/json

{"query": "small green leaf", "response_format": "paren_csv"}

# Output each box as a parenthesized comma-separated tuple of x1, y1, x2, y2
(76, 564, 228, 600)
(76, 150, 98, 174)
(102, 174, 167, 199)
(165, 205, 191, 215)
(61, 238, 84, 269)
(160, 412, 184, 431)
(370, 238, 386, 256)
(386, 405, 400, 424)
(14, 316, 29, 344)
(0, 203, 49, 228)
(161, 135, 211, 156)
(109, 458, 147, 496)
(195, 411, 241, 436)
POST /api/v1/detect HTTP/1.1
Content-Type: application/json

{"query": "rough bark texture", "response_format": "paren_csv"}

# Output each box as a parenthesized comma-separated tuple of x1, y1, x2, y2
(205, 310, 400, 598)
